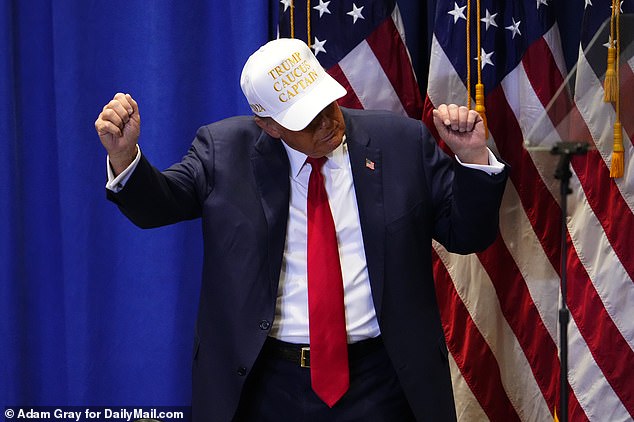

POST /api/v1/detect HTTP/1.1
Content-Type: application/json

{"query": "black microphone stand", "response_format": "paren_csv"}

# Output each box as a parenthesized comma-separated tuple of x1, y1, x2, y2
(550, 141, 588, 422)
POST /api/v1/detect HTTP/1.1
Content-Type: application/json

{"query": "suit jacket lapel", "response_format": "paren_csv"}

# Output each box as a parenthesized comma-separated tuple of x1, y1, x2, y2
(251, 132, 290, 299)
(344, 111, 386, 319)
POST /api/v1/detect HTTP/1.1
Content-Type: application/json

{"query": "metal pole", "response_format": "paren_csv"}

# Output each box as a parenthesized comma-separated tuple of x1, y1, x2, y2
(551, 141, 588, 422)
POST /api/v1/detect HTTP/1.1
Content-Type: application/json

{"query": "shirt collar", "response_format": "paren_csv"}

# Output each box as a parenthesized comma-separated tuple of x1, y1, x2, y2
(281, 135, 347, 178)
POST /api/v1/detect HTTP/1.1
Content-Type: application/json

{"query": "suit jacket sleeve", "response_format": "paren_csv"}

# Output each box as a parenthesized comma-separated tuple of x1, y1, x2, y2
(420, 122, 508, 254)
(106, 125, 215, 229)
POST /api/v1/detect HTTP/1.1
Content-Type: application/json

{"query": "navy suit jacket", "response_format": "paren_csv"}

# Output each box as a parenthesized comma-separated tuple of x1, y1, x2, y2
(107, 108, 508, 421)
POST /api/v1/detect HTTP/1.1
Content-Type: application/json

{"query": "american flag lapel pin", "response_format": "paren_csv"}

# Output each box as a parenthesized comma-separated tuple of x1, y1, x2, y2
(365, 158, 375, 171)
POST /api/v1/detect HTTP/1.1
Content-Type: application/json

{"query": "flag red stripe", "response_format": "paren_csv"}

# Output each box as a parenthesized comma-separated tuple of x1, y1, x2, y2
(365, 17, 423, 119)
(523, 40, 634, 283)
(566, 235, 634, 418)
(327, 64, 364, 110)
(432, 251, 522, 421)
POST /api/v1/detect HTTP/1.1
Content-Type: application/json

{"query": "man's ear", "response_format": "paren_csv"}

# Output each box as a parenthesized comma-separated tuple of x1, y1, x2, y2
(254, 116, 283, 139)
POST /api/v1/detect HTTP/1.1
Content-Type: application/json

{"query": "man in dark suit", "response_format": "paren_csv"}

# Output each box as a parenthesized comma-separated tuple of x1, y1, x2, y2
(95, 38, 507, 421)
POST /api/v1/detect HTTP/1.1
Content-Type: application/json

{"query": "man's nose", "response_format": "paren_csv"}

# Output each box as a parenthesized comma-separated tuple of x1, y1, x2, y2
(315, 111, 330, 129)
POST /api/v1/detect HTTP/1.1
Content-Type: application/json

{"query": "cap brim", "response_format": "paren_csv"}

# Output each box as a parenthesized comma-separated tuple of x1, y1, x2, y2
(271, 73, 347, 131)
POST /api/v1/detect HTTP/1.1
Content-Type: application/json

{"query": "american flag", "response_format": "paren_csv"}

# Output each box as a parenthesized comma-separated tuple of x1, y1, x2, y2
(278, 0, 634, 420)
(424, 0, 634, 421)
(278, 0, 422, 119)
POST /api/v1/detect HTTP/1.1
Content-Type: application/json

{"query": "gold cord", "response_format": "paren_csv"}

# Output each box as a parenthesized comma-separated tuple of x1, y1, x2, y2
(307, 1, 312, 47)
(290, 0, 295, 39)
(466, 0, 472, 109)
(474, 0, 488, 138)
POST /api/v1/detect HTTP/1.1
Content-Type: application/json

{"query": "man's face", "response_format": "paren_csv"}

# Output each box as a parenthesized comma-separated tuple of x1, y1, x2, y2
(257, 102, 346, 158)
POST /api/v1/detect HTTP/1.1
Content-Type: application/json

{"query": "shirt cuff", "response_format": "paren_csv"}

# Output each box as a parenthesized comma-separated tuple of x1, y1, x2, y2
(105, 146, 141, 193)
(455, 149, 505, 175)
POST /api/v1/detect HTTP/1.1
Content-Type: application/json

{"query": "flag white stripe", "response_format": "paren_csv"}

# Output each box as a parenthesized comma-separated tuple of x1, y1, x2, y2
(427, 36, 470, 107)
(338, 40, 406, 115)
(543, 24, 569, 83)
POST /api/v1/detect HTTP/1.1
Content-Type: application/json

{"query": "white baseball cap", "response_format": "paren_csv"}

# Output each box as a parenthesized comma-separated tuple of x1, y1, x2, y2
(240, 38, 347, 131)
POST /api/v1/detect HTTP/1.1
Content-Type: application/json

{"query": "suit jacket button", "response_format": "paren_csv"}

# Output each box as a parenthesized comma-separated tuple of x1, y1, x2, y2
(237, 367, 247, 376)
(259, 320, 271, 330)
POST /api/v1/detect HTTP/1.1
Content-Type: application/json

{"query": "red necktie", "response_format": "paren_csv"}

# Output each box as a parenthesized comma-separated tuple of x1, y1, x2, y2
(306, 156, 349, 407)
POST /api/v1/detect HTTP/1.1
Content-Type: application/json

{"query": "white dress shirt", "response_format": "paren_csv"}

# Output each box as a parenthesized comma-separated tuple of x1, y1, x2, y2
(271, 138, 381, 343)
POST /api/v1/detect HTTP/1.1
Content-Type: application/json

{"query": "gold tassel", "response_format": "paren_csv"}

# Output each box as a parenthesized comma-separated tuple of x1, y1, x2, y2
(604, 47, 617, 102)
(604, 0, 617, 102)
(610, 122, 624, 178)
(475, 83, 489, 139)
(609, 0, 623, 178)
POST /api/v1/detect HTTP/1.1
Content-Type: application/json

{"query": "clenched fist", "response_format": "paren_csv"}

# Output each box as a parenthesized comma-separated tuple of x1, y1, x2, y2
(95, 93, 141, 175)
(432, 104, 489, 165)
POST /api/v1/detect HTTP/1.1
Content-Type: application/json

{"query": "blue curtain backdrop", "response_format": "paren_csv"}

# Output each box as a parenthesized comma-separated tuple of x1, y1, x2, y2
(1, 0, 271, 407)
(0, 0, 583, 409)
